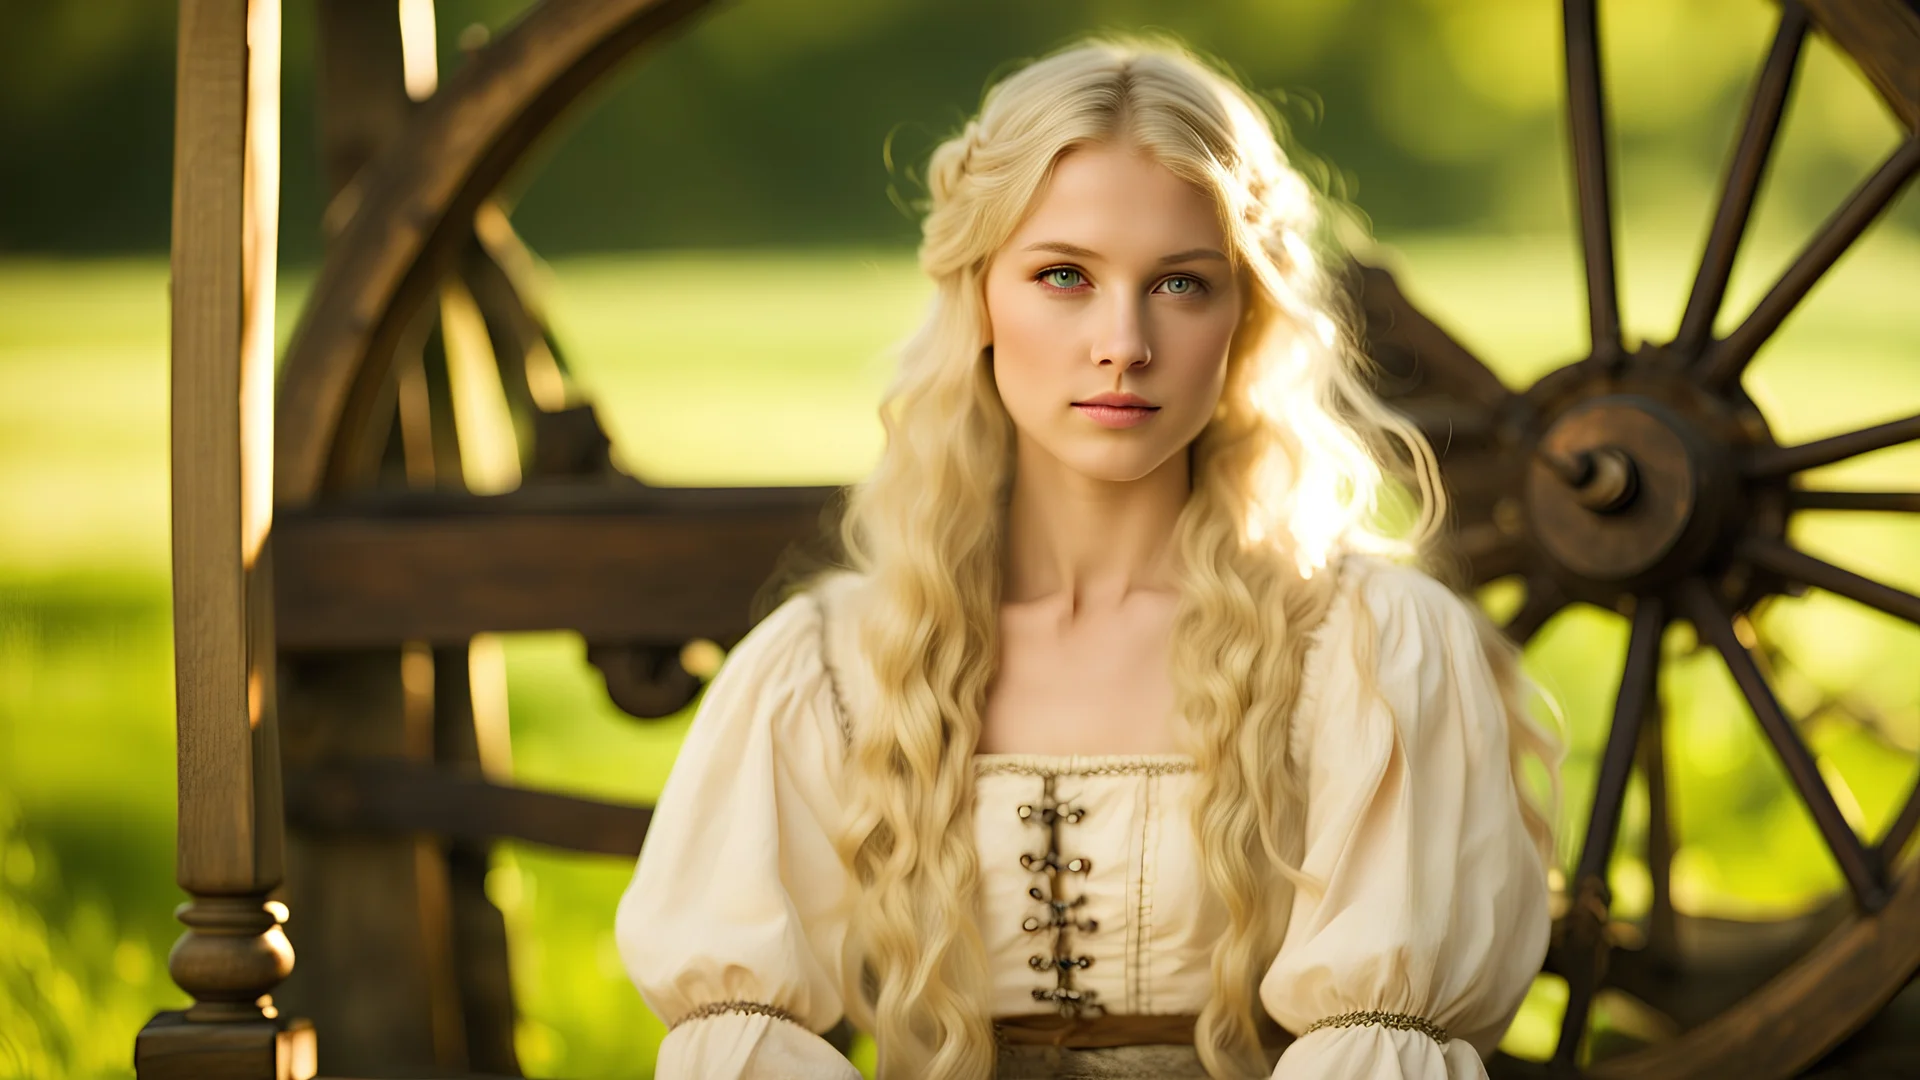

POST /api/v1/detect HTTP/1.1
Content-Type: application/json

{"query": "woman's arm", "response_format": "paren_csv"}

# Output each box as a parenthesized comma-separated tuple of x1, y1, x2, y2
(615, 594, 861, 1080)
(1261, 561, 1553, 1079)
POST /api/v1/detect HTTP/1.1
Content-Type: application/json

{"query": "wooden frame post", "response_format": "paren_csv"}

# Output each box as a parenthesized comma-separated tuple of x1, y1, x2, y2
(137, 1, 315, 1077)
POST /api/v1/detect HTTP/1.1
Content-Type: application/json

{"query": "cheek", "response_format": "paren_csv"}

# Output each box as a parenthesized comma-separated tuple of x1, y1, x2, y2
(1173, 311, 1239, 396)
(985, 277, 1056, 360)
(991, 343, 1053, 428)
(986, 279, 1067, 409)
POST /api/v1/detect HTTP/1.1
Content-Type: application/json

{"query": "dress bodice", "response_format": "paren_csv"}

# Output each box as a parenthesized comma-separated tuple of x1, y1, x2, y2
(973, 754, 1216, 1018)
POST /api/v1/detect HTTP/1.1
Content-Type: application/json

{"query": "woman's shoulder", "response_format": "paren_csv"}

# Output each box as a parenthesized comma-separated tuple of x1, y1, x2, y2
(796, 565, 873, 614)
(764, 568, 880, 732)
(815, 567, 882, 685)
(1317, 553, 1482, 650)
(678, 574, 868, 760)
(730, 583, 828, 664)
(1293, 553, 1494, 749)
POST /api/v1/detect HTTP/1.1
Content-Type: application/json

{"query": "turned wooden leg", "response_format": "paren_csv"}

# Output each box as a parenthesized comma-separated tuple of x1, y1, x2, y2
(142, 1, 312, 1076)
(138, 896, 314, 1079)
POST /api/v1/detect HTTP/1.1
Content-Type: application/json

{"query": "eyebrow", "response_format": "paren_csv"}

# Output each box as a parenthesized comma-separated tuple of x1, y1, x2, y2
(1023, 241, 1229, 265)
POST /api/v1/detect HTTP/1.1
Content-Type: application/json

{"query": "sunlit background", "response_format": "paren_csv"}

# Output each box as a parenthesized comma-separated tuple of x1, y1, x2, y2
(1, 0, 1916, 1076)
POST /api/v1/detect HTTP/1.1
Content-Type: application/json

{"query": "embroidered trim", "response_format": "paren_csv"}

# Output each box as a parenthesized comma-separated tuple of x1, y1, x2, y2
(1133, 769, 1157, 1014)
(978, 758, 1194, 778)
(668, 1000, 807, 1031)
(809, 593, 855, 750)
(1018, 774, 1103, 1018)
(1301, 1009, 1450, 1045)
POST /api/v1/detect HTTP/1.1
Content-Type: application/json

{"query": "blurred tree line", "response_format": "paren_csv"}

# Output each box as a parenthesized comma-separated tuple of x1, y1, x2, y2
(0, 0, 1909, 261)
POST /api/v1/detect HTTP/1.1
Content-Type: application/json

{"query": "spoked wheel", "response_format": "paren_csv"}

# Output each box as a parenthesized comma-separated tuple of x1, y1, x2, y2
(1361, 2, 1920, 1076)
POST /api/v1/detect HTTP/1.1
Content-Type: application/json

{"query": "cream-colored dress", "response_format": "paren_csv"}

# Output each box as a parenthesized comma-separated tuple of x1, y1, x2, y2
(615, 558, 1551, 1079)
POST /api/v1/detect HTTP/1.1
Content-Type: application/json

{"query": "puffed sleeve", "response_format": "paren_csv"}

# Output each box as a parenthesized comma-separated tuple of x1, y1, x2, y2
(1261, 560, 1552, 1078)
(615, 592, 861, 1080)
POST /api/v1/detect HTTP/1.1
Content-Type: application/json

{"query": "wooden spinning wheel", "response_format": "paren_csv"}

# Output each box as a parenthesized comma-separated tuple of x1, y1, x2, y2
(142, 0, 1918, 1077)
(1362, 1, 1920, 1075)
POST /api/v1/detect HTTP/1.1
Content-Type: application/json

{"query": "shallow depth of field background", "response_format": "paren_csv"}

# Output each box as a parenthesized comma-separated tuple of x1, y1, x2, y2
(2, 0, 1916, 1076)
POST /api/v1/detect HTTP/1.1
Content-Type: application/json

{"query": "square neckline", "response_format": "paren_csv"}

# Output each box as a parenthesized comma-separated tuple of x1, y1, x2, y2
(971, 751, 1196, 776)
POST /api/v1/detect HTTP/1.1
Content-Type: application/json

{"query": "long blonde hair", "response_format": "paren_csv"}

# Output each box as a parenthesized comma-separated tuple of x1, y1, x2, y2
(791, 35, 1552, 1079)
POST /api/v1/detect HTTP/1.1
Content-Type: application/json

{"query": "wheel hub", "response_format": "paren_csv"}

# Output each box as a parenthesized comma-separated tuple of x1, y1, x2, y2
(1514, 350, 1786, 607)
(1527, 392, 1734, 587)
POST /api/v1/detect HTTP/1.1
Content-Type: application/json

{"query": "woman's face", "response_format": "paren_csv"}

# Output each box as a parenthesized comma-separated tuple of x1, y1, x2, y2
(984, 142, 1243, 485)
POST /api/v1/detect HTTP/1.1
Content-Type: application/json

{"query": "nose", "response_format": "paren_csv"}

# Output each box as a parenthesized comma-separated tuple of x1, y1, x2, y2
(1092, 293, 1151, 370)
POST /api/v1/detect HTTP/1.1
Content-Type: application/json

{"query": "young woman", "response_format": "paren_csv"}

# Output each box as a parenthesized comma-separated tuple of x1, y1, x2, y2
(616, 35, 1557, 1080)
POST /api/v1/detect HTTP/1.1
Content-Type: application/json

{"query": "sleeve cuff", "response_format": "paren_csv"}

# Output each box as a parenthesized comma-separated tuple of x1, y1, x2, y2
(658, 1007, 860, 1080)
(1275, 1019, 1485, 1080)
(668, 999, 812, 1032)
(1299, 1009, 1451, 1046)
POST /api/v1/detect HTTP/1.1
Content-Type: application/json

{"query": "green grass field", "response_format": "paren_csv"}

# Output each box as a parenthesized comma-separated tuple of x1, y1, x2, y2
(2, 229, 1916, 1076)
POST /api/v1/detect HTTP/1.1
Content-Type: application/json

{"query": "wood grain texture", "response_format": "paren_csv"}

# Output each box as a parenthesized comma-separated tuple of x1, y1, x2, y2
(171, 0, 284, 895)
(274, 482, 836, 647)
(285, 758, 653, 857)
(277, 650, 458, 1075)
(136, 1013, 316, 1080)
(153, 2, 309, 1072)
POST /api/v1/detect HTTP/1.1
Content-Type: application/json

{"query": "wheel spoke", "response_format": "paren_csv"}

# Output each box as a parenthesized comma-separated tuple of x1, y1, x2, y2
(1353, 262, 1514, 409)
(1741, 535, 1920, 625)
(1638, 699, 1678, 967)
(461, 218, 561, 421)
(1698, 136, 1920, 389)
(1563, 0, 1624, 364)
(1553, 595, 1667, 1068)
(1881, 772, 1920, 871)
(1789, 489, 1920, 513)
(1746, 410, 1920, 478)
(1673, 3, 1809, 355)
(1504, 578, 1567, 645)
(1575, 598, 1669, 887)
(1676, 578, 1887, 910)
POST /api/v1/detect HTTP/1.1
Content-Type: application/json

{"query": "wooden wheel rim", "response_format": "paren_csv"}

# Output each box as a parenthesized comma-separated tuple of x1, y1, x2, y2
(274, 0, 720, 505)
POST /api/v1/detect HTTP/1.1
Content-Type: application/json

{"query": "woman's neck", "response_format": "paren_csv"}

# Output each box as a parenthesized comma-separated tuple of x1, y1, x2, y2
(1002, 438, 1189, 613)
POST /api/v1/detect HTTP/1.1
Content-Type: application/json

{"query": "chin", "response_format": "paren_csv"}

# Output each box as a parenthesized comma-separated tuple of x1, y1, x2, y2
(1060, 444, 1178, 484)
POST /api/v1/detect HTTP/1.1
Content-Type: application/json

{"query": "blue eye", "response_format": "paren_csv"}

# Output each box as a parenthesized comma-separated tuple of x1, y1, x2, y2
(1039, 267, 1085, 290)
(1157, 275, 1204, 296)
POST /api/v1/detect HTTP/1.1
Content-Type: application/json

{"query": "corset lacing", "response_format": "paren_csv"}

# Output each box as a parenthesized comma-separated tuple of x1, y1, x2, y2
(1017, 774, 1103, 1017)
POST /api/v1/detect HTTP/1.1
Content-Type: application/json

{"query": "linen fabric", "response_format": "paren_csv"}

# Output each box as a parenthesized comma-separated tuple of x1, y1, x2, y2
(615, 558, 1551, 1079)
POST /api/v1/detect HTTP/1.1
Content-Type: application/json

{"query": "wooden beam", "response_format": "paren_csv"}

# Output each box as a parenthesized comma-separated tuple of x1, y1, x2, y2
(170, 0, 282, 900)
(285, 759, 653, 858)
(141, 0, 314, 1075)
(274, 482, 839, 648)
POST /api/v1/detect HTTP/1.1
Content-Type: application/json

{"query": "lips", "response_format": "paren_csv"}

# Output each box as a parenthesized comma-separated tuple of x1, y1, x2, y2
(1074, 392, 1158, 409)
(1071, 395, 1160, 429)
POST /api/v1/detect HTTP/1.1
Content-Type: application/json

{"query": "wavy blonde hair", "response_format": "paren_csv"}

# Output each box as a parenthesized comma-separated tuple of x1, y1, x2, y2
(790, 34, 1556, 1080)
